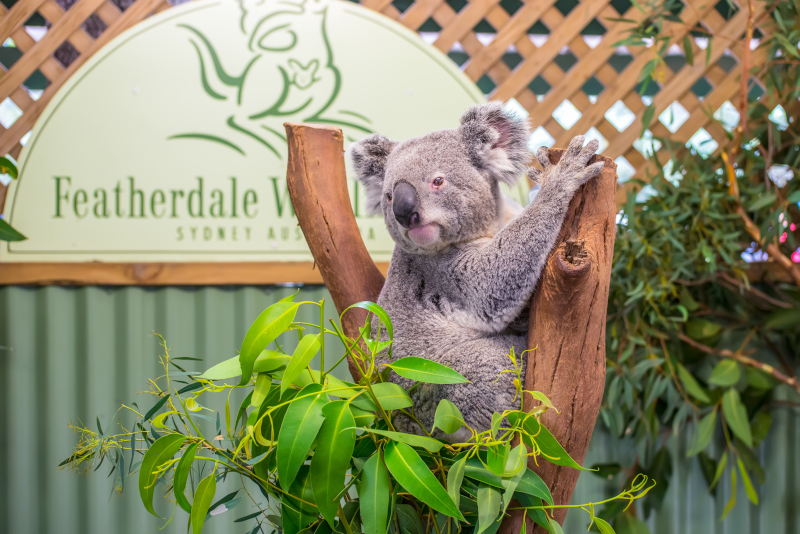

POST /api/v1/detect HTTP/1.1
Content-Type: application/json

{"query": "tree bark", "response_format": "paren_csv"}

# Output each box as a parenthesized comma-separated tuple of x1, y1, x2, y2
(501, 150, 617, 533)
(284, 123, 617, 531)
(284, 122, 385, 381)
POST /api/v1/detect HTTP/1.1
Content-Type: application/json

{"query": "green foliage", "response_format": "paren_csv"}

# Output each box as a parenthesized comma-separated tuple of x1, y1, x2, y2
(62, 299, 653, 534)
(600, 0, 800, 528)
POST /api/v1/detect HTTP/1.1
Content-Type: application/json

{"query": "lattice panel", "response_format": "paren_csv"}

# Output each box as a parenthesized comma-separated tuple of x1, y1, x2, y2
(0, 0, 771, 206)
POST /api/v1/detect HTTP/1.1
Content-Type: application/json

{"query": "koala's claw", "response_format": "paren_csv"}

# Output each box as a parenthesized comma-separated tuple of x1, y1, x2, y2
(529, 134, 603, 191)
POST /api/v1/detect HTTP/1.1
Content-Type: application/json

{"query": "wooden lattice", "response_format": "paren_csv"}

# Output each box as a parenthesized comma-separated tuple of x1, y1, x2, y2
(0, 0, 770, 209)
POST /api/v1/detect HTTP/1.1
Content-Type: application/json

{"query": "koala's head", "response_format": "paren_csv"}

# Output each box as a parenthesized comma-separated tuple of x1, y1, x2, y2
(350, 102, 530, 255)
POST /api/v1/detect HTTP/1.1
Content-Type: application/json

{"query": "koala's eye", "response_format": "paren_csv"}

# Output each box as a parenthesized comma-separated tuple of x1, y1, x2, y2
(386, 193, 392, 202)
(432, 176, 445, 187)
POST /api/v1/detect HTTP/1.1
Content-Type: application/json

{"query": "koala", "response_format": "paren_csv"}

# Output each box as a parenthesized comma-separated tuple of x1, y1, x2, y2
(349, 102, 603, 440)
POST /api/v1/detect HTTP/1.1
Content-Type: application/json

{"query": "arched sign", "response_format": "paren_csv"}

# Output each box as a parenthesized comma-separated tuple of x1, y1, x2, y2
(2, 0, 494, 281)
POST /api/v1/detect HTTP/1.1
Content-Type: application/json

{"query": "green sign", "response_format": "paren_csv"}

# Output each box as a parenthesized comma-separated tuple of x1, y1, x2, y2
(3, 0, 487, 263)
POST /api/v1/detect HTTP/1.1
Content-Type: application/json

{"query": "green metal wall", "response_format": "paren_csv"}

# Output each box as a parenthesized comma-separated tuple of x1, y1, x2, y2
(0, 286, 797, 533)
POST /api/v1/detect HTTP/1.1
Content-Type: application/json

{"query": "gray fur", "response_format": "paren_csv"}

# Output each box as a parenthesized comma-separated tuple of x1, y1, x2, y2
(349, 102, 603, 440)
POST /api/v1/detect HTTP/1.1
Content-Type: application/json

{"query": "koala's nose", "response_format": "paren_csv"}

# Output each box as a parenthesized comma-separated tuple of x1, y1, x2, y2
(392, 182, 420, 229)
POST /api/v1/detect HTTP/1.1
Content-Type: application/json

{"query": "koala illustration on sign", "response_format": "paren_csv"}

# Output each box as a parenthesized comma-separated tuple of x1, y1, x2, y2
(350, 102, 603, 440)
(170, 0, 372, 157)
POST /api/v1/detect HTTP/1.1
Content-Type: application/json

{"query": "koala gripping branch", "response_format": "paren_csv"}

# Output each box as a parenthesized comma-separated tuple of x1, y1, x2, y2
(284, 122, 385, 382)
(284, 123, 618, 531)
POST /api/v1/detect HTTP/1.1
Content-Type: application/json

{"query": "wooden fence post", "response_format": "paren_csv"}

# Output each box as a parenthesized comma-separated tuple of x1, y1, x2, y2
(284, 123, 617, 531)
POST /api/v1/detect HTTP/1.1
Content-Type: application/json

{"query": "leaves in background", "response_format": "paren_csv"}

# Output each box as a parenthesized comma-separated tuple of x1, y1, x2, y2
(687, 410, 716, 457)
(722, 389, 752, 448)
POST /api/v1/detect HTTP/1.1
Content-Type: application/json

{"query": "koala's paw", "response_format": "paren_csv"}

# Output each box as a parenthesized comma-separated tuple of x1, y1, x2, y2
(528, 135, 604, 192)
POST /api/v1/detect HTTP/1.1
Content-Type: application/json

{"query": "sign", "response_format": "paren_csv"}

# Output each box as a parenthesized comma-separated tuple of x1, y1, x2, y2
(2, 0, 486, 265)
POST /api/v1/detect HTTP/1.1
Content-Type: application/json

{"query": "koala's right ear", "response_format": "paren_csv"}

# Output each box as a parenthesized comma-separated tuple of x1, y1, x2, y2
(349, 134, 398, 215)
(459, 102, 531, 186)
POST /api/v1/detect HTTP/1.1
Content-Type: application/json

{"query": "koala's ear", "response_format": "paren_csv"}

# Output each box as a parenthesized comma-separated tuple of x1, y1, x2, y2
(459, 102, 531, 185)
(349, 134, 398, 215)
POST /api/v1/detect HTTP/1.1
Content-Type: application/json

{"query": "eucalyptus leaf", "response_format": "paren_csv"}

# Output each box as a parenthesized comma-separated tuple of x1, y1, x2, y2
(282, 334, 322, 396)
(687, 410, 716, 457)
(708, 360, 740, 387)
(386, 357, 469, 384)
(239, 302, 300, 386)
(383, 441, 464, 521)
(447, 456, 466, 509)
(722, 388, 752, 448)
(191, 473, 216, 534)
(357, 427, 444, 453)
(360, 453, 391, 534)
(174, 442, 199, 513)
(370, 382, 413, 411)
(476, 483, 501, 534)
(138, 434, 187, 517)
(311, 401, 357, 527)
(277, 383, 329, 488)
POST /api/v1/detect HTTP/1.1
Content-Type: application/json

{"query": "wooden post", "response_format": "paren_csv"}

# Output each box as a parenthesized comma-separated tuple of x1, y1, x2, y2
(284, 122, 385, 381)
(284, 123, 617, 531)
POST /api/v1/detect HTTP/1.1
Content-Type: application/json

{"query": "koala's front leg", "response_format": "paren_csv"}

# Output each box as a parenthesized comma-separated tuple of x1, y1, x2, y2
(452, 136, 603, 331)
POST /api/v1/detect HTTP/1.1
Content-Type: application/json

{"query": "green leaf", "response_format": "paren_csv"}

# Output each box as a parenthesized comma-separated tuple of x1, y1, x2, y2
(396, 504, 425, 534)
(722, 389, 752, 448)
(698, 452, 718, 496)
(251, 373, 272, 407)
(357, 427, 445, 453)
(344, 302, 393, 341)
(486, 443, 509, 476)
(747, 192, 777, 211)
(282, 334, 322, 396)
(737, 458, 759, 505)
(676, 363, 711, 403)
(750, 411, 772, 446)
(174, 442, 199, 513)
(144, 395, 170, 421)
(514, 469, 553, 505)
(503, 443, 526, 478)
(360, 453, 391, 534)
(710, 450, 727, 490)
(594, 517, 616, 534)
(351, 405, 376, 427)
(476, 484, 501, 534)
(490, 413, 502, 438)
(386, 357, 469, 384)
(548, 516, 565, 534)
(679, 287, 700, 311)
(764, 308, 800, 330)
(311, 401, 357, 527)
(500, 446, 526, 514)
(371, 382, 413, 411)
(720, 468, 736, 520)
(463, 457, 503, 488)
(383, 441, 465, 521)
(640, 104, 656, 138)
(191, 471, 217, 534)
(0, 157, 18, 179)
(685, 319, 721, 340)
(284, 465, 319, 534)
(239, 302, 300, 385)
(687, 410, 716, 457)
(138, 434, 187, 517)
(199, 350, 290, 380)
(277, 383, 329, 488)
(447, 456, 466, 509)
(682, 36, 694, 66)
(708, 360, 740, 387)
(0, 218, 25, 241)
(508, 412, 588, 470)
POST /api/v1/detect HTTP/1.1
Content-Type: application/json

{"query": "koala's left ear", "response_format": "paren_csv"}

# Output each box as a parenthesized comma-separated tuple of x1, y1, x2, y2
(459, 102, 531, 185)
(349, 134, 398, 215)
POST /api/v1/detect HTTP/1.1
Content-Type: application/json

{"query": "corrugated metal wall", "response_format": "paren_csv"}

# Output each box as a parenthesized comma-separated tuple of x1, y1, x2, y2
(0, 286, 797, 534)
